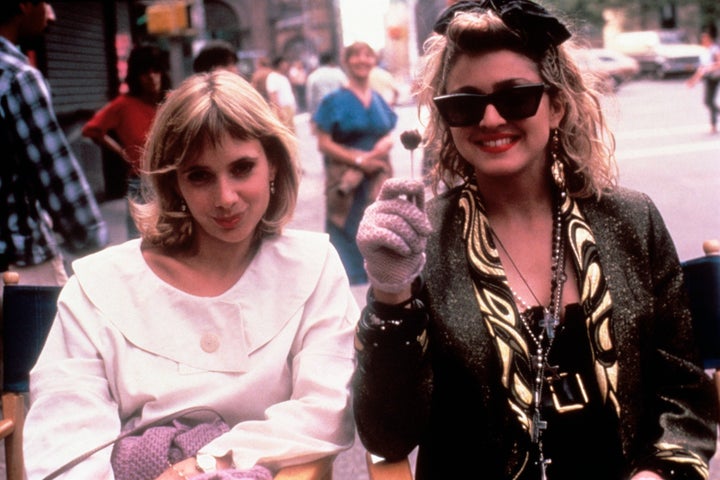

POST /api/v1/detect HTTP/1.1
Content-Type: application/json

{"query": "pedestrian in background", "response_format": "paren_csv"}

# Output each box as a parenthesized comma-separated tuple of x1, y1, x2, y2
(82, 44, 170, 238)
(0, 0, 107, 287)
(687, 23, 720, 134)
(369, 64, 400, 108)
(305, 51, 347, 118)
(312, 41, 397, 285)
(288, 59, 307, 113)
(192, 39, 239, 74)
(25, 71, 357, 479)
(250, 56, 272, 100)
(265, 55, 298, 132)
(353, 1, 717, 478)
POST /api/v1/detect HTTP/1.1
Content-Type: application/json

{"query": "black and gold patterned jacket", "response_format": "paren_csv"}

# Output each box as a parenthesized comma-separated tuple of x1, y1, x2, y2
(353, 184, 717, 480)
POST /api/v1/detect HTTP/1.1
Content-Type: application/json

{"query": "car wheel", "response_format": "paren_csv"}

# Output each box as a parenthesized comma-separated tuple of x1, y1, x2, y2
(652, 65, 665, 80)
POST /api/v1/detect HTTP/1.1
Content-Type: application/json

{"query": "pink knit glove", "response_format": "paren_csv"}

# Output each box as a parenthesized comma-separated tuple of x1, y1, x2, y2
(357, 178, 432, 293)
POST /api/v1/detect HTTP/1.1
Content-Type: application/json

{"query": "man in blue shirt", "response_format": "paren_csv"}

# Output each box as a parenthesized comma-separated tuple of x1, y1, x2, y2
(0, 1, 107, 286)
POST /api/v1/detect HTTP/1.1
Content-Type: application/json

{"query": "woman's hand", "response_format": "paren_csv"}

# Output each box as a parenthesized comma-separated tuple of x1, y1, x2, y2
(156, 454, 234, 480)
(370, 134, 393, 157)
(357, 156, 391, 175)
(98, 134, 131, 164)
(357, 178, 432, 298)
(355, 134, 394, 174)
(156, 457, 199, 479)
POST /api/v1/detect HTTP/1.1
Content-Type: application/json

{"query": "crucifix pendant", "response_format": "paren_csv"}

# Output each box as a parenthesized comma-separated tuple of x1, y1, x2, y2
(545, 363, 559, 379)
(531, 410, 547, 443)
(541, 310, 557, 340)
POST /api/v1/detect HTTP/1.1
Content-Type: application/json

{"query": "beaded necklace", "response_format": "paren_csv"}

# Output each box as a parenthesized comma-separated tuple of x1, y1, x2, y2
(491, 190, 567, 480)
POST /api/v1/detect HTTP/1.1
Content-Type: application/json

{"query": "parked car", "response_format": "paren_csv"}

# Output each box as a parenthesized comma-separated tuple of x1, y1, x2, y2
(606, 30, 704, 78)
(570, 47, 640, 91)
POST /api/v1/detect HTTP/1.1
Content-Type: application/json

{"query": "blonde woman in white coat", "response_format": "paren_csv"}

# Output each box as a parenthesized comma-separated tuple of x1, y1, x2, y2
(24, 71, 358, 480)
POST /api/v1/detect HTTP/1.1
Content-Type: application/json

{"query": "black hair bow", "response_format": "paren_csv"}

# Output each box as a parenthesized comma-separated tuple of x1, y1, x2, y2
(433, 0, 571, 52)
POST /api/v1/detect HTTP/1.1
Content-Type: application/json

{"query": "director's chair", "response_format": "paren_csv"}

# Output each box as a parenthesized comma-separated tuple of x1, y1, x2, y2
(681, 239, 720, 412)
(0, 271, 60, 480)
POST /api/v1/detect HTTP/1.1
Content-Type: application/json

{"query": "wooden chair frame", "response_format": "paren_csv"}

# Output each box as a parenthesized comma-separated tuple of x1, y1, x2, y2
(1, 272, 60, 480)
(366, 452, 412, 480)
(0, 391, 26, 480)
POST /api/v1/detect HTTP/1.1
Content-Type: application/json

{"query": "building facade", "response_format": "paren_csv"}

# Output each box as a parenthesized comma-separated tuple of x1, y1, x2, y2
(31, 0, 342, 199)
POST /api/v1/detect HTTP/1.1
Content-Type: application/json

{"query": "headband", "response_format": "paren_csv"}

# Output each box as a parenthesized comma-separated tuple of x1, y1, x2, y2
(433, 0, 571, 54)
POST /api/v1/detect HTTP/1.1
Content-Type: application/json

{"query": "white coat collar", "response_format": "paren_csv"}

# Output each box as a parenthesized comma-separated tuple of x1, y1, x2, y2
(71, 230, 332, 372)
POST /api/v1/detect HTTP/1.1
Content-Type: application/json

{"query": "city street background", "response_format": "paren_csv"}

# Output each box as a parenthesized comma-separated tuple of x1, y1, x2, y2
(92, 76, 720, 479)
(99, 78, 720, 262)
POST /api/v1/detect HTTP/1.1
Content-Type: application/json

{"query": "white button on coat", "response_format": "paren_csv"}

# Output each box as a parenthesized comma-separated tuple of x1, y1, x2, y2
(200, 332, 220, 353)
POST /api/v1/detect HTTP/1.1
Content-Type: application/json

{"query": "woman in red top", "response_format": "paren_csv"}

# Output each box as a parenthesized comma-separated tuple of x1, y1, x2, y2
(83, 44, 170, 237)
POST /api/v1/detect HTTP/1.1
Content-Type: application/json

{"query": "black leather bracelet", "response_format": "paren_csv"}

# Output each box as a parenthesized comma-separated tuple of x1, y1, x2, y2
(356, 277, 428, 351)
(365, 276, 425, 312)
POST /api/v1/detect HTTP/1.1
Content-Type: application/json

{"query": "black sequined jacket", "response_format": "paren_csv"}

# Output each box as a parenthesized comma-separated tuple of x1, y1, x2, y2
(353, 185, 718, 480)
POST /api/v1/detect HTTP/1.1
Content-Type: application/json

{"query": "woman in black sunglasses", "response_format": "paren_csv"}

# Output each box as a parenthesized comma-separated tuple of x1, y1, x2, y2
(352, 1, 717, 479)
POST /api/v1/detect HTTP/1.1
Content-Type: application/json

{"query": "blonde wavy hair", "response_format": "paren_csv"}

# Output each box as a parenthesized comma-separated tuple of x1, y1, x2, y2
(416, 9, 618, 198)
(131, 70, 300, 250)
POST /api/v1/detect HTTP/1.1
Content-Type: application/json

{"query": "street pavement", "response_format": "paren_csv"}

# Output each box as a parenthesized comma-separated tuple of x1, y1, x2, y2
(94, 78, 720, 479)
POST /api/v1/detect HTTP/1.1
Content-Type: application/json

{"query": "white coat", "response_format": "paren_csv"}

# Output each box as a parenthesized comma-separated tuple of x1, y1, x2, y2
(24, 230, 358, 479)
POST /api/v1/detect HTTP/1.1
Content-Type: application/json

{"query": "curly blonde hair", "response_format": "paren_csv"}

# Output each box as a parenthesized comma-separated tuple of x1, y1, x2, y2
(416, 10, 617, 198)
(131, 70, 300, 250)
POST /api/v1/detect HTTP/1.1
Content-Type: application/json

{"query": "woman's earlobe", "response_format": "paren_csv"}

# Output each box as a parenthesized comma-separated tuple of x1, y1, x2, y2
(549, 93, 566, 124)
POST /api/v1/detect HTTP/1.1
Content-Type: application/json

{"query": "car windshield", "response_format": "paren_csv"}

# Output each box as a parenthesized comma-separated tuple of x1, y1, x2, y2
(658, 31, 689, 44)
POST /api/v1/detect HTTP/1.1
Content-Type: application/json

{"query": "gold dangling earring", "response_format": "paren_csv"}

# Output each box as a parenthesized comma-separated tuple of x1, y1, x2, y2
(550, 128, 566, 191)
(270, 180, 276, 195)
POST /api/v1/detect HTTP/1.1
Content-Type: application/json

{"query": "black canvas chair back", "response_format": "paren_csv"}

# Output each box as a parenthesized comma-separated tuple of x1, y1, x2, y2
(681, 243, 720, 370)
(2, 283, 60, 392)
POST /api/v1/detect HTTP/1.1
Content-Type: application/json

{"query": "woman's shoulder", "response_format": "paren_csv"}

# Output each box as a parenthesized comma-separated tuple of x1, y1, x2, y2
(580, 186, 655, 216)
(427, 184, 465, 217)
(65, 239, 148, 306)
(261, 229, 350, 285)
(313, 88, 351, 122)
(93, 94, 143, 119)
(68, 239, 148, 296)
(320, 86, 353, 104)
(260, 229, 335, 268)
(71, 239, 143, 277)
(577, 187, 670, 249)
(118, 94, 157, 111)
(106, 93, 136, 108)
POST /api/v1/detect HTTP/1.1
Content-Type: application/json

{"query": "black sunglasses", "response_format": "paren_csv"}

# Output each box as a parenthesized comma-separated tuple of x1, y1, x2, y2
(433, 83, 548, 127)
